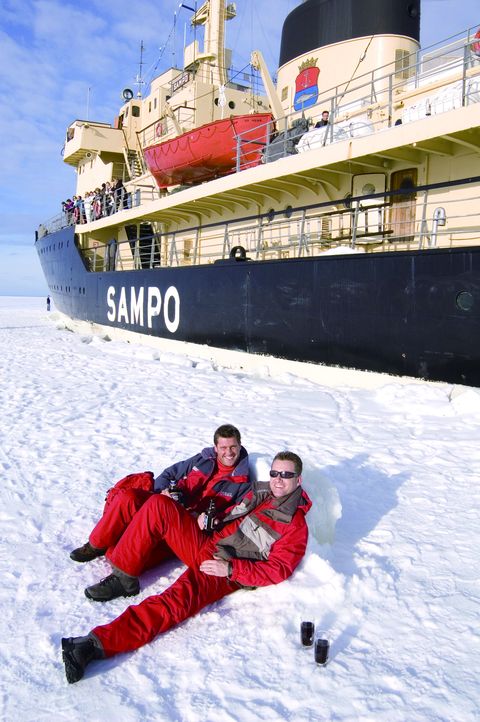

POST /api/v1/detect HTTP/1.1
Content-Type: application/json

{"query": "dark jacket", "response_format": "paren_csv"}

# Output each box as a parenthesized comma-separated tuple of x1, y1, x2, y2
(154, 446, 251, 514)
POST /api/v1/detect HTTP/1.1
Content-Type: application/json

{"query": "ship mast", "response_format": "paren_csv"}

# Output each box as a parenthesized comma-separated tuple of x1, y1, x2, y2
(135, 40, 145, 98)
(187, 0, 236, 87)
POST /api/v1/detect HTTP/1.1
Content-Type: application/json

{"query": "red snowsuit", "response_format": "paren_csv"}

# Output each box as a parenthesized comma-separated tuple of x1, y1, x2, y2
(88, 446, 250, 572)
(91, 483, 312, 657)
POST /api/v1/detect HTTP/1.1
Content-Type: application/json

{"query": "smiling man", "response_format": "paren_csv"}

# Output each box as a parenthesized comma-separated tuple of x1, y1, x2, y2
(62, 451, 311, 683)
(269, 454, 302, 498)
(69, 424, 250, 583)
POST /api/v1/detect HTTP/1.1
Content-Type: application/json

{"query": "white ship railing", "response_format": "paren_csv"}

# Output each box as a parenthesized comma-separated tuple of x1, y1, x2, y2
(234, 25, 480, 170)
(38, 26, 480, 240)
(117, 26, 480, 173)
(133, 27, 480, 181)
(38, 184, 160, 237)
(138, 64, 267, 148)
(68, 178, 480, 273)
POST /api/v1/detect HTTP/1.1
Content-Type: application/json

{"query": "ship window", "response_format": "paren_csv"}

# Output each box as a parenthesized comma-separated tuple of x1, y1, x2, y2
(456, 291, 474, 312)
(214, 98, 219, 105)
(149, 102, 151, 112)
(228, 101, 235, 109)
(266, 208, 275, 223)
(395, 50, 413, 80)
(392, 173, 416, 202)
(154, 98, 157, 108)
(281, 86, 288, 102)
(284, 205, 293, 218)
(321, 217, 332, 239)
(132, 105, 140, 117)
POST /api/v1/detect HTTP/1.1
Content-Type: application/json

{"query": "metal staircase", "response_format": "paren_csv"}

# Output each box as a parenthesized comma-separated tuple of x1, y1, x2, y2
(123, 148, 146, 180)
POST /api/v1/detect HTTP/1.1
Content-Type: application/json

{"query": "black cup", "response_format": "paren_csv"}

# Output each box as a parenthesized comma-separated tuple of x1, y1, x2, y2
(300, 621, 315, 646)
(315, 638, 329, 665)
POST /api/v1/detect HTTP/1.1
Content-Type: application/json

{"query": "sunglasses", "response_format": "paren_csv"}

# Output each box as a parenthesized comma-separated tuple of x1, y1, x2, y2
(269, 470, 297, 479)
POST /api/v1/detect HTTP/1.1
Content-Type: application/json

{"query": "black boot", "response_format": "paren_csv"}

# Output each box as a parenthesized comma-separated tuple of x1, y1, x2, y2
(85, 570, 140, 602)
(61, 634, 103, 684)
(70, 542, 106, 563)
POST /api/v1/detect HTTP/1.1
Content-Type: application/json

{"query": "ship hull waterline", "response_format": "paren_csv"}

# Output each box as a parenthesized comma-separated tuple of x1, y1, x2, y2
(36, 225, 480, 387)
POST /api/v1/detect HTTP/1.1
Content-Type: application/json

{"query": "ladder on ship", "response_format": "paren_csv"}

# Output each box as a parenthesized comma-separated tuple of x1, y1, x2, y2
(122, 148, 146, 180)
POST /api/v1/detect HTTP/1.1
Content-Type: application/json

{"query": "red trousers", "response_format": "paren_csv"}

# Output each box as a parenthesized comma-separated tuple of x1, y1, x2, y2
(89, 486, 173, 574)
(91, 495, 237, 656)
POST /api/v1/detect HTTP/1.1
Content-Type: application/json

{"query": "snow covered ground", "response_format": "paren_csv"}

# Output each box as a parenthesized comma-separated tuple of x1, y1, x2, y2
(0, 296, 479, 722)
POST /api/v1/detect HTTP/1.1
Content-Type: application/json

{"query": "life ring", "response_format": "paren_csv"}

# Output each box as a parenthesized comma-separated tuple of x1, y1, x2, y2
(155, 122, 163, 138)
(471, 29, 480, 57)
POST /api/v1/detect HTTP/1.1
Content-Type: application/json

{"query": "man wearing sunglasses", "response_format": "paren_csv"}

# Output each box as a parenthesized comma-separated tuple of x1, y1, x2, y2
(62, 451, 312, 683)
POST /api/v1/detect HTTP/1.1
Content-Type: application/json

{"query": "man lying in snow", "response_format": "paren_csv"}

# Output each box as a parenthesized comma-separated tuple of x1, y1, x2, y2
(62, 451, 311, 683)
(69, 424, 251, 575)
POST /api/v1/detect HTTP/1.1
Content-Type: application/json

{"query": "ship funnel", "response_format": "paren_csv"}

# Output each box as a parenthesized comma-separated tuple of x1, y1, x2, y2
(280, 0, 421, 66)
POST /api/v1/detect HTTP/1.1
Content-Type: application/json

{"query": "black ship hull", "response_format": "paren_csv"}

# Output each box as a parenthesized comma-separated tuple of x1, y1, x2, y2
(36, 225, 480, 386)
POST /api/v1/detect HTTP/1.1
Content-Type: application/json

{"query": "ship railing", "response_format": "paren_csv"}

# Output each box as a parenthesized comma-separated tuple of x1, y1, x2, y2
(37, 213, 66, 237)
(234, 26, 480, 170)
(137, 64, 266, 150)
(76, 178, 480, 272)
(38, 184, 160, 235)
(138, 106, 196, 148)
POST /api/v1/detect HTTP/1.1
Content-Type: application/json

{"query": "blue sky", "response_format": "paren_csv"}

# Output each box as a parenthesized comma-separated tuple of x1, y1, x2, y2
(0, 0, 478, 296)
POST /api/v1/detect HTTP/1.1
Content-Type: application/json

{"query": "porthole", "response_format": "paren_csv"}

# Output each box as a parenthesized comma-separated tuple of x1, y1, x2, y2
(284, 205, 293, 218)
(228, 101, 235, 109)
(214, 98, 219, 105)
(456, 291, 474, 312)
(266, 208, 275, 223)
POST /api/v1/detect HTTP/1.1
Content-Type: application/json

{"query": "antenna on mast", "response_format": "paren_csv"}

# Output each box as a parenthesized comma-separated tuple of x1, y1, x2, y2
(135, 41, 145, 98)
(173, 11, 177, 67)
